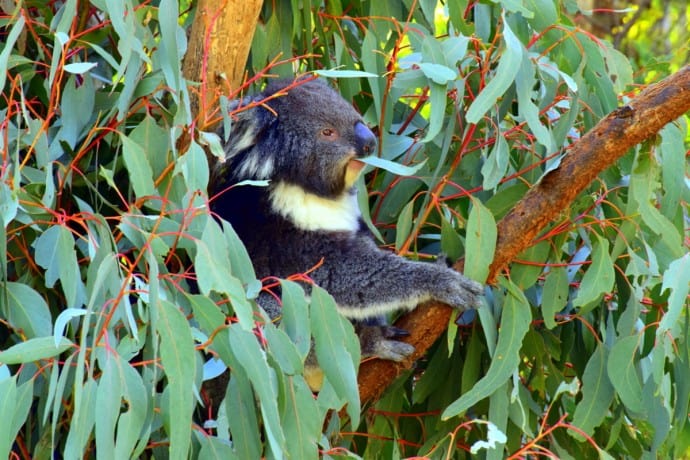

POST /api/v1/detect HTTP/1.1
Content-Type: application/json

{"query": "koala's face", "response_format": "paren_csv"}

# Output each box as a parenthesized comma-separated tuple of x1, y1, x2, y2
(225, 79, 377, 198)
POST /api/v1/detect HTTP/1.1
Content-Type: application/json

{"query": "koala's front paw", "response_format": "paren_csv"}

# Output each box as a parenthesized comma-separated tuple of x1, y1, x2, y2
(436, 270, 484, 311)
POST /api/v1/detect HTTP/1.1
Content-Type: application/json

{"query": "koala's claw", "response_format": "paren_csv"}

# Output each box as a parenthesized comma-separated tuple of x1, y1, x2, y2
(382, 326, 410, 339)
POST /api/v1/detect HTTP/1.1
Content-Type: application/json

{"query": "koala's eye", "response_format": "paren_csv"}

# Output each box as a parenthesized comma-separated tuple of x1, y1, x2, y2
(320, 128, 338, 140)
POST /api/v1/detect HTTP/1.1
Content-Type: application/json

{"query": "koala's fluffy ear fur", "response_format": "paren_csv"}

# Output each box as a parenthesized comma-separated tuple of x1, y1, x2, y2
(210, 77, 483, 368)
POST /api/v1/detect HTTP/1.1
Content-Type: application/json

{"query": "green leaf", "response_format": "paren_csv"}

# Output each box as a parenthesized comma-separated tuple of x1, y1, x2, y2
(0, 376, 33, 459)
(221, 220, 258, 288)
(64, 379, 98, 458)
(264, 325, 303, 375)
(573, 234, 615, 314)
(281, 376, 321, 459)
(196, 219, 254, 329)
(34, 224, 82, 307)
(541, 267, 569, 329)
(0, 337, 73, 365)
(0, 182, 18, 227)
(310, 286, 361, 426)
(224, 374, 262, 459)
(440, 217, 462, 262)
(53, 308, 87, 347)
(314, 69, 378, 78)
(156, 299, 195, 459)
(0, 15, 26, 93)
(658, 255, 690, 336)
(196, 434, 238, 460)
(157, 0, 182, 98)
(481, 133, 510, 191)
(510, 240, 551, 291)
(360, 155, 427, 176)
(464, 199, 497, 283)
(63, 62, 98, 74)
(227, 326, 286, 458)
(120, 133, 156, 199)
(95, 352, 123, 459)
(607, 335, 644, 414)
(424, 81, 448, 141)
(659, 123, 686, 218)
(3, 282, 52, 339)
(115, 358, 149, 458)
(515, 54, 554, 152)
(394, 200, 415, 252)
(442, 278, 531, 419)
(175, 141, 209, 192)
(630, 153, 683, 258)
(279, 281, 311, 358)
(418, 62, 457, 84)
(466, 16, 523, 123)
(571, 345, 615, 440)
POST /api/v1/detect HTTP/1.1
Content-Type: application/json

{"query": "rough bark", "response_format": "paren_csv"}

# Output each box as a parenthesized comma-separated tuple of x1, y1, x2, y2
(358, 65, 690, 405)
(182, 0, 263, 127)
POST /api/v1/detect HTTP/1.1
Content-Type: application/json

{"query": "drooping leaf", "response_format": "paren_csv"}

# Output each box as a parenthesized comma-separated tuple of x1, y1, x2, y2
(571, 345, 615, 440)
(33, 225, 82, 307)
(281, 376, 321, 459)
(224, 373, 262, 459)
(464, 199, 497, 283)
(310, 286, 361, 426)
(442, 278, 531, 419)
(466, 16, 523, 123)
(541, 266, 569, 329)
(156, 300, 195, 459)
(227, 325, 286, 458)
(120, 133, 156, 199)
(607, 335, 644, 415)
(573, 234, 615, 314)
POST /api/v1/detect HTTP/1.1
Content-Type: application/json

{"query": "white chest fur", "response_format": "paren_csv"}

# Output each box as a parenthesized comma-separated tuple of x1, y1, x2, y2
(269, 181, 361, 232)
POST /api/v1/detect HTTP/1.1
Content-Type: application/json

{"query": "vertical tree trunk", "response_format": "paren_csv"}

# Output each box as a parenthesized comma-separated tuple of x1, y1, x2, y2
(182, 0, 263, 128)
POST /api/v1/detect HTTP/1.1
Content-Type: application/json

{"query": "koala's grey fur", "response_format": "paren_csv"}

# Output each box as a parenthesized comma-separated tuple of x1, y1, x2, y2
(211, 77, 482, 363)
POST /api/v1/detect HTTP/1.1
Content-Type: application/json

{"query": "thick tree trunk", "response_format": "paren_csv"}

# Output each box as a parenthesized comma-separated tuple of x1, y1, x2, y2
(358, 65, 690, 405)
(182, 0, 263, 128)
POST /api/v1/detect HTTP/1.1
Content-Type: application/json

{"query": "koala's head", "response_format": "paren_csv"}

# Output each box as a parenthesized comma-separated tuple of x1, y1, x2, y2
(216, 78, 377, 198)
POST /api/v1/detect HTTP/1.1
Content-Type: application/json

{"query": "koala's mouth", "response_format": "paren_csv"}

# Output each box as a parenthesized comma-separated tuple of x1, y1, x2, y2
(344, 157, 366, 189)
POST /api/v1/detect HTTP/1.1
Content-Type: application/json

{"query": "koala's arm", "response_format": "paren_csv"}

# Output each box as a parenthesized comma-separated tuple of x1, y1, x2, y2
(307, 234, 483, 321)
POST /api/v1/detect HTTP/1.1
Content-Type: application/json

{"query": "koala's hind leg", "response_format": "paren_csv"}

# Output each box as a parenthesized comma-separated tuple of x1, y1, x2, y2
(355, 322, 415, 362)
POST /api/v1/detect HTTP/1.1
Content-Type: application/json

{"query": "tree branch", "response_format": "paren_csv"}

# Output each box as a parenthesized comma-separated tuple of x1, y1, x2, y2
(182, 0, 263, 127)
(358, 65, 690, 405)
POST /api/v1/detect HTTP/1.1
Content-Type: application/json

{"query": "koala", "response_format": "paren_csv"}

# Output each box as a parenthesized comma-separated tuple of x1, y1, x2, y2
(210, 77, 482, 366)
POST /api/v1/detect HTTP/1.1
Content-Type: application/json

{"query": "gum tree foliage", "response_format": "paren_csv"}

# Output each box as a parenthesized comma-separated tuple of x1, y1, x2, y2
(0, 1, 688, 458)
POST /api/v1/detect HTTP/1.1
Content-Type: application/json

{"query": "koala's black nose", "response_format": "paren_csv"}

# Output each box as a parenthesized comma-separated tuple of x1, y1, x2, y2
(354, 121, 377, 156)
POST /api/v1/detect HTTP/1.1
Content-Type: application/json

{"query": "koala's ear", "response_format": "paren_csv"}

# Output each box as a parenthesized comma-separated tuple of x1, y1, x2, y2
(216, 93, 280, 181)
(222, 95, 274, 162)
